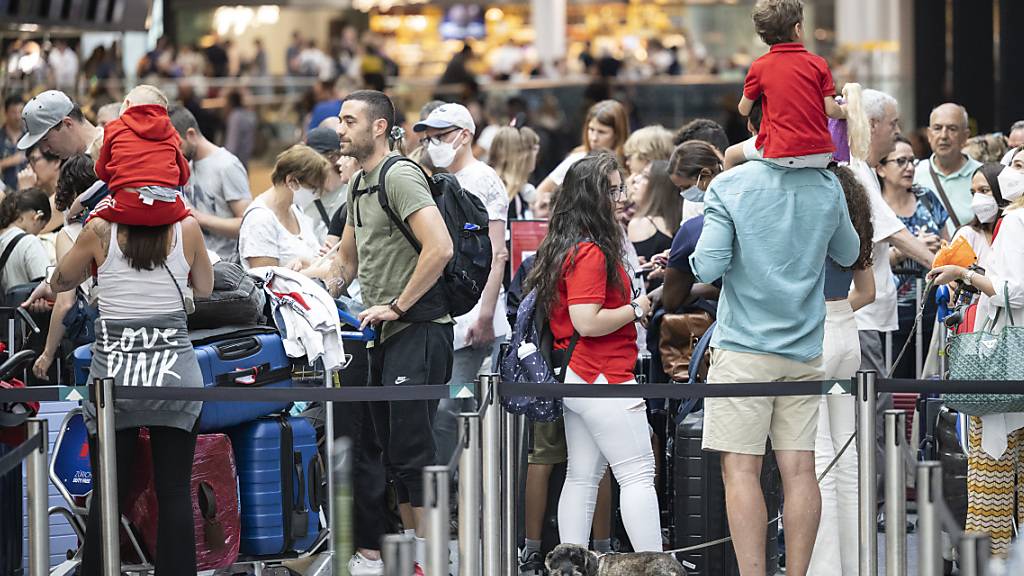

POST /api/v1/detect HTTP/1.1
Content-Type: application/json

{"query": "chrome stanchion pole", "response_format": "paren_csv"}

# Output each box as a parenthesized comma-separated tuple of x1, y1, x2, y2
(331, 437, 353, 576)
(480, 373, 501, 576)
(382, 534, 417, 576)
(958, 532, 991, 576)
(25, 418, 49, 576)
(885, 332, 894, 376)
(423, 466, 450, 576)
(915, 279, 924, 378)
(917, 462, 943, 576)
(458, 413, 482, 576)
(324, 366, 337, 560)
(857, 370, 878, 576)
(94, 377, 120, 576)
(502, 408, 518, 575)
(884, 410, 907, 576)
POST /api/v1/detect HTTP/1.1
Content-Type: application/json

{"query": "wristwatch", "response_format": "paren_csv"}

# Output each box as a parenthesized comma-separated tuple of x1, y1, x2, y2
(630, 301, 644, 320)
(388, 297, 407, 318)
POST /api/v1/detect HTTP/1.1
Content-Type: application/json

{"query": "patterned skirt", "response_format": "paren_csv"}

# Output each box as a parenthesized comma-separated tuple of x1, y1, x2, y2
(966, 416, 1024, 558)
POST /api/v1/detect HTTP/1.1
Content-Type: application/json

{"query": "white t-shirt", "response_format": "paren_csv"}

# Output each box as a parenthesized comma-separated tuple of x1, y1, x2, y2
(452, 160, 510, 350)
(851, 159, 907, 332)
(0, 227, 52, 293)
(545, 151, 587, 188)
(238, 196, 320, 271)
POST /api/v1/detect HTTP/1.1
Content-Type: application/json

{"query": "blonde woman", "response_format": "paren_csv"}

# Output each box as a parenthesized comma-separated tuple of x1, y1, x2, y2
(488, 124, 540, 220)
(537, 100, 630, 195)
(623, 125, 674, 176)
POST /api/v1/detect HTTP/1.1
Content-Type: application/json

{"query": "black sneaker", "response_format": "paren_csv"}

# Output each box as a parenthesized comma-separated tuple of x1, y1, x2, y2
(519, 550, 546, 575)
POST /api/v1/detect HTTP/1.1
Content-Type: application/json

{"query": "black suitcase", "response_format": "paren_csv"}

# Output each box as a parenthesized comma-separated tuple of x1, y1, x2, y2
(0, 442, 23, 576)
(670, 409, 781, 576)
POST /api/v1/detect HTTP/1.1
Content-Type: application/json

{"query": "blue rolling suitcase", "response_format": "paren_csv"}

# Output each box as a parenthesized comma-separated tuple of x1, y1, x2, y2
(229, 415, 320, 556)
(74, 327, 295, 432)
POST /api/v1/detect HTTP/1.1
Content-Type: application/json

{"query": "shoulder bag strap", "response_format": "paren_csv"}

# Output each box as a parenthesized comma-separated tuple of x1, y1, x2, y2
(376, 156, 425, 253)
(556, 331, 580, 384)
(928, 164, 962, 229)
(0, 232, 28, 288)
(313, 199, 331, 228)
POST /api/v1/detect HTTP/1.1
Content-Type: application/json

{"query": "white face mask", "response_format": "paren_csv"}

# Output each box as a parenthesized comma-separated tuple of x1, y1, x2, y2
(971, 193, 999, 224)
(427, 133, 462, 169)
(291, 183, 317, 209)
(997, 168, 1024, 202)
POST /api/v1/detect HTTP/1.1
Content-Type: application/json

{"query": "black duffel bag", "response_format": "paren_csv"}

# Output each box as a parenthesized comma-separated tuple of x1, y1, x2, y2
(189, 260, 267, 329)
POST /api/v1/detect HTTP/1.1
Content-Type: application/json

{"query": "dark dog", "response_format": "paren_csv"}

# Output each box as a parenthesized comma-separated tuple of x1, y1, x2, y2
(545, 544, 599, 576)
(545, 544, 687, 576)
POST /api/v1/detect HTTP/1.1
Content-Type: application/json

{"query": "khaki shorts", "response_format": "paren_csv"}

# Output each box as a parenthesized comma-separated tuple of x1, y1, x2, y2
(528, 419, 568, 465)
(702, 348, 824, 455)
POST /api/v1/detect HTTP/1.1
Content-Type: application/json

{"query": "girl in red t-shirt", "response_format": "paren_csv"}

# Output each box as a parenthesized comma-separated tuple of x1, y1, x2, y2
(525, 152, 661, 552)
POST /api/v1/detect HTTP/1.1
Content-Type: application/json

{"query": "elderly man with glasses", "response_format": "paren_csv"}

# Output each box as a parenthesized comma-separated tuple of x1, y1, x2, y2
(913, 102, 982, 229)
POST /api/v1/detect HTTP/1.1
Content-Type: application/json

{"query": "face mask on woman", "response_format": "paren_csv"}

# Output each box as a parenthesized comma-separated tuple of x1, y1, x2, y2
(971, 193, 999, 224)
(679, 174, 706, 203)
(997, 167, 1024, 202)
(291, 183, 317, 209)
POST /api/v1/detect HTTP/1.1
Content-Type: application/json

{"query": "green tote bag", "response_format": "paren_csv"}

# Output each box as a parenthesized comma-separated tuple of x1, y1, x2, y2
(944, 285, 1024, 416)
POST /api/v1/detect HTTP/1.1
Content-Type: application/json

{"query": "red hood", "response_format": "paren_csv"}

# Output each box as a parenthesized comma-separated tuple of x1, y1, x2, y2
(119, 104, 179, 142)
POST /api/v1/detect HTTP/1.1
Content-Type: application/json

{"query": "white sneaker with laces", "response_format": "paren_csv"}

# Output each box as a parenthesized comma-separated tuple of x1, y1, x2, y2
(348, 552, 384, 576)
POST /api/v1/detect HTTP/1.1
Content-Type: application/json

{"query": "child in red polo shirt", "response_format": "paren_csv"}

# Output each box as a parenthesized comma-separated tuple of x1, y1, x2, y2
(738, 0, 846, 169)
(92, 85, 190, 225)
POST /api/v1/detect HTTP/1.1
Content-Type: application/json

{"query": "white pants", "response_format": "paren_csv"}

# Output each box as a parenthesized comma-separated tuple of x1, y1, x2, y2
(558, 368, 662, 552)
(808, 301, 861, 576)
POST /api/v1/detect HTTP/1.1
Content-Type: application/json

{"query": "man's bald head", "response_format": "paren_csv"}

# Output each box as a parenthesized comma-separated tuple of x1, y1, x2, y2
(929, 103, 968, 130)
(927, 102, 970, 163)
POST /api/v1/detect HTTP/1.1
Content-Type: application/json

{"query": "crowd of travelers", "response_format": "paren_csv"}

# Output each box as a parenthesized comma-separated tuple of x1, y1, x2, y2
(2, 1, 1024, 575)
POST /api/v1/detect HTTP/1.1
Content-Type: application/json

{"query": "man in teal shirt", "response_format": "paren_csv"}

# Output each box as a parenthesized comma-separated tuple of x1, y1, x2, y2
(689, 160, 860, 576)
(913, 103, 981, 230)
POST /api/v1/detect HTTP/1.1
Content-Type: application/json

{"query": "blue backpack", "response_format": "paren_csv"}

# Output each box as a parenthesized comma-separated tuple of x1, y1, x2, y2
(499, 289, 579, 422)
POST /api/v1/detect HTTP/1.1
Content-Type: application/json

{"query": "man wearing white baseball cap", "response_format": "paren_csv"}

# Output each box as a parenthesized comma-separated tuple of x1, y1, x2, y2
(17, 90, 103, 159)
(414, 103, 511, 469)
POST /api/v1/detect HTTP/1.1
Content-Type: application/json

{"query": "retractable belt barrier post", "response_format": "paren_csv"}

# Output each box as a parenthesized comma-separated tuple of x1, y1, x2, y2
(857, 370, 878, 576)
(423, 466, 449, 576)
(958, 533, 991, 576)
(917, 462, 943, 576)
(331, 437, 353, 576)
(93, 377, 121, 576)
(382, 534, 417, 576)
(502, 408, 519, 575)
(458, 412, 482, 576)
(884, 410, 907, 576)
(479, 373, 501, 576)
(25, 418, 49, 576)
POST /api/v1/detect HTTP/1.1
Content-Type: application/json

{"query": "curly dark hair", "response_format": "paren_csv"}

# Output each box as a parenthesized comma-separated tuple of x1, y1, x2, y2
(526, 153, 626, 314)
(830, 165, 874, 270)
(56, 153, 98, 212)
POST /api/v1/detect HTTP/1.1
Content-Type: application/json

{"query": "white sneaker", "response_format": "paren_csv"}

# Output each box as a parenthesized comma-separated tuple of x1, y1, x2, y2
(348, 552, 385, 576)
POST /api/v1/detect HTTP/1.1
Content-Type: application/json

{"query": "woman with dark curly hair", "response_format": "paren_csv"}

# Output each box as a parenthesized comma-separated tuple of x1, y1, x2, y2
(807, 165, 875, 576)
(526, 152, 661, 552)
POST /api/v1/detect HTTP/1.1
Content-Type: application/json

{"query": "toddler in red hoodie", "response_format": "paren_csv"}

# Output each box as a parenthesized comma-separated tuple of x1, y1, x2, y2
(92, 85, 191, 225)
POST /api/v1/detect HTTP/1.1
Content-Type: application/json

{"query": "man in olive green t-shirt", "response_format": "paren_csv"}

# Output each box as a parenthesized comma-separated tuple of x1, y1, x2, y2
(328, 90, 454, 573)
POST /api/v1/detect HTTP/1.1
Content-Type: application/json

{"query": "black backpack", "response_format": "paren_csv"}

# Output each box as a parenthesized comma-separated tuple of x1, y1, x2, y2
(353, 156, 492, 320)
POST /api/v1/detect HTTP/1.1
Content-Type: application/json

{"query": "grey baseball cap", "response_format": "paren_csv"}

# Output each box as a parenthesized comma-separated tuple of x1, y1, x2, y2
(17, 90, 74, 150)
(413, 103, 476, 134)
(306, 126, 341, 154)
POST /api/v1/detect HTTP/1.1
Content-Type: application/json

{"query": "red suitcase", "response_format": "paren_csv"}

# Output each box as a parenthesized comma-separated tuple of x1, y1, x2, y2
(126, 431, 241, 570)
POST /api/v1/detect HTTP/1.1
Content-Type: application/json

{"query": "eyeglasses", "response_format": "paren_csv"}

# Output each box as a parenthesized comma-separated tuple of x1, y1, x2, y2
(881, 156, 915, 168)
(609, 183, 627, 201)
(420, 128, 460, 147)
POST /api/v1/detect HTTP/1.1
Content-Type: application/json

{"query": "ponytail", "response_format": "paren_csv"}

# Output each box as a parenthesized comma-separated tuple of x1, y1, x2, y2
(843, 83, 871, 163)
